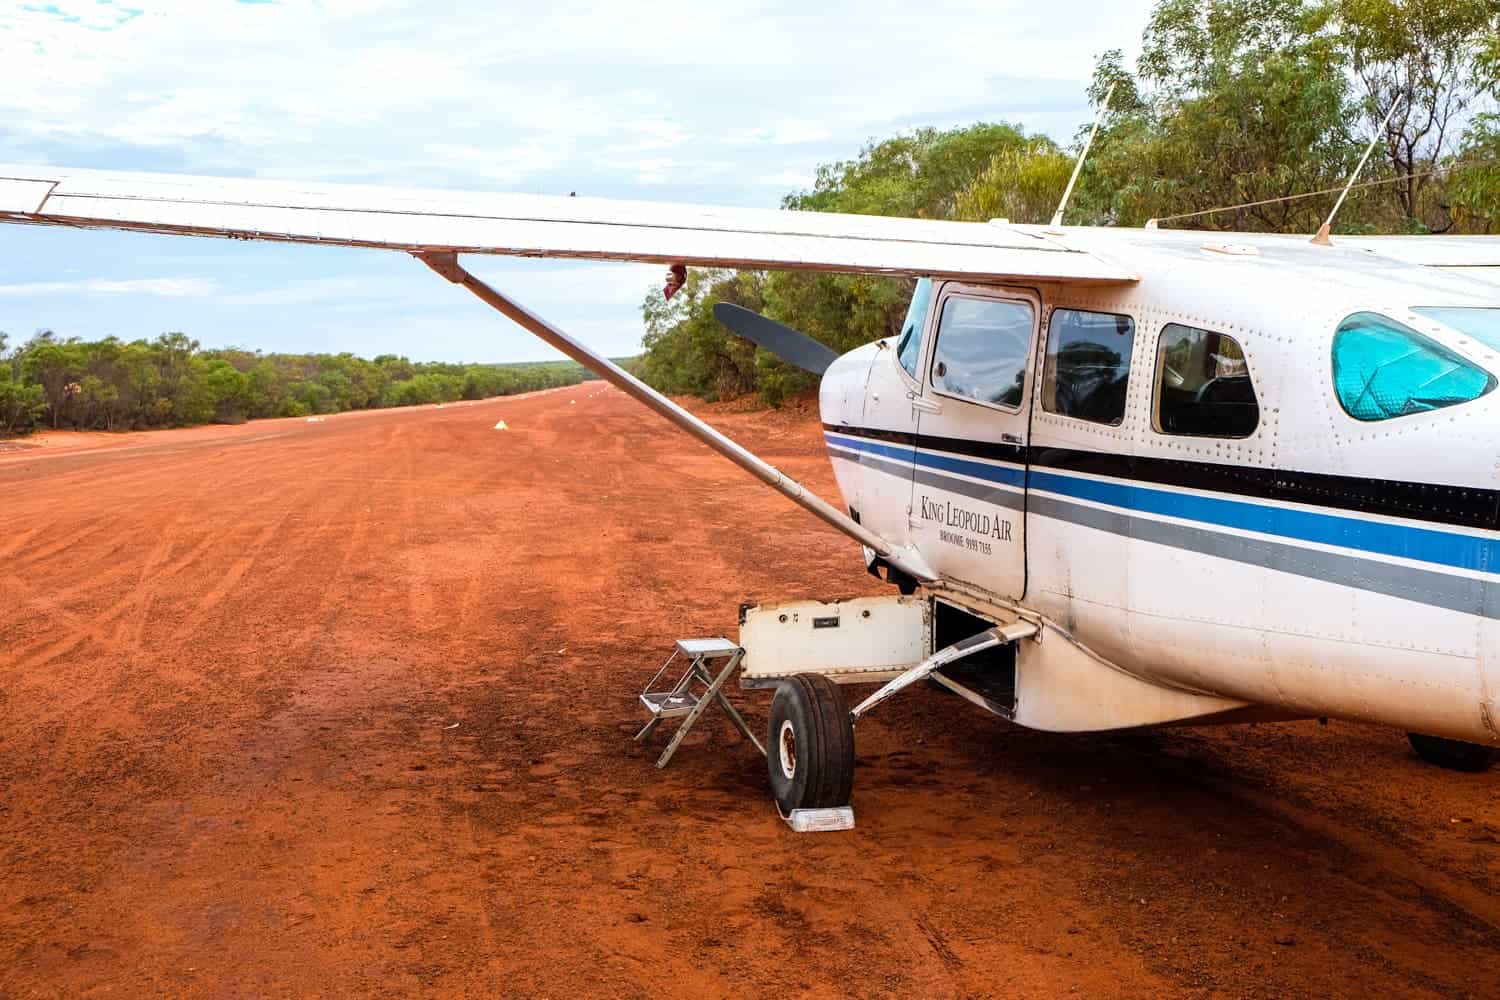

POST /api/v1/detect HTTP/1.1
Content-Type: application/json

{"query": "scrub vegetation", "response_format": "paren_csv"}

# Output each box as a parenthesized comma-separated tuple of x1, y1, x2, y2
(639, 0, 1500, 405)
(0, 329, 597, 435)
(7, 1, 1496, 432)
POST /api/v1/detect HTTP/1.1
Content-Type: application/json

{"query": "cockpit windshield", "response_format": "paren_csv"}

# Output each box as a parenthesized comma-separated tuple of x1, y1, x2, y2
(1412, 307, 1500, 352)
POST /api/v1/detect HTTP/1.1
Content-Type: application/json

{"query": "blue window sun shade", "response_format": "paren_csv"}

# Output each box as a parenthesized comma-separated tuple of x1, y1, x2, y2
(1332, 312, 1494, 421)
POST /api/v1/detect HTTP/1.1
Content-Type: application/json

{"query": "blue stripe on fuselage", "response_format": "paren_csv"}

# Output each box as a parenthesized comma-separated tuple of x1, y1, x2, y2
(823, 432, 1026, 489)
(825, 432, 1499, 575)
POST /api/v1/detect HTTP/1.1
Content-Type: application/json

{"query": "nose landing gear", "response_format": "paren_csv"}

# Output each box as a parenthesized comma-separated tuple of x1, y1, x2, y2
(766, 674, 856, 814)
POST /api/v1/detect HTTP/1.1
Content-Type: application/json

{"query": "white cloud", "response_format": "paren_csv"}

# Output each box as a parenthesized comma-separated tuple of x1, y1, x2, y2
(0, 277, 219, 297)
(727, 122, 836, 147)
(213, 261, 661, 310)
(0, 0, 1158, 361)
(0, 0, 1153, 186)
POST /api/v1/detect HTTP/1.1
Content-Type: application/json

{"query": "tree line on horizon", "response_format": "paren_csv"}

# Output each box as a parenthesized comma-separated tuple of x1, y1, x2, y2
(6, 1, 1495, 432)
(638, 0, 1500, 405)
(0, 330, 600, 436)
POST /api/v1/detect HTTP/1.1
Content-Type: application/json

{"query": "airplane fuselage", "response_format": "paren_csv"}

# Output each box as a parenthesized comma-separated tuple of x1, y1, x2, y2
(820, 227, 1500, 746)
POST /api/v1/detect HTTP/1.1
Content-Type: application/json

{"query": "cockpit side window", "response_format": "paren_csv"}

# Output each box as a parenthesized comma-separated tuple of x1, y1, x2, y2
(929, 295, 1033, 409)
(1332, 312, 1495, 422)
(1041, 308, 1135, 426)
(895, 278, 933, 379)
(1153, 324, 1259, 438)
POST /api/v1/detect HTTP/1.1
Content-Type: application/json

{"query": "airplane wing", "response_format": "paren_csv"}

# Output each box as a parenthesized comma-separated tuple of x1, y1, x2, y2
(1345, 235, 1500, 268)
(1344, 235, 1500, 288)
(16, 161, 1093, 582)
(0, 164, 1134, 286)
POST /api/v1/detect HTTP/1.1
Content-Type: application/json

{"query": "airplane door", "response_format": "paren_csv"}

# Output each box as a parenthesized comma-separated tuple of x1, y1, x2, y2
(908, 283, 1036, 600)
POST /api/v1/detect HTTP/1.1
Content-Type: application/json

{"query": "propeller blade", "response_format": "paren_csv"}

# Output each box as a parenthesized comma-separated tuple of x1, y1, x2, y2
(713, 303, 838, 377)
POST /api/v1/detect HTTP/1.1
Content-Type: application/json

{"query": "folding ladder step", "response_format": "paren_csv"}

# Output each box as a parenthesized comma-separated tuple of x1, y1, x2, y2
(640, 689, 701, 719)
(675, 637, 739, 659)
(635, 637, 765, 768)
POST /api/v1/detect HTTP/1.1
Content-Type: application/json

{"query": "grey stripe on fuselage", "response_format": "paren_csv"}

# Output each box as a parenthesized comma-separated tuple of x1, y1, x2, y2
(832, 445, 1498, 619)
(826, 444, 1024, 512)
(1027, 492, 1499, 620)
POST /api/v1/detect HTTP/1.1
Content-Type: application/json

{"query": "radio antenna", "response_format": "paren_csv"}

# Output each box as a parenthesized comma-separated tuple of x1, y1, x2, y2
(1312, 100, 1401, 246)
(1050, 83, 1116, 229)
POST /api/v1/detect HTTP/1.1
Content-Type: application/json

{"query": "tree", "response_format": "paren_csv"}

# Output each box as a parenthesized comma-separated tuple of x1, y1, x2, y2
(1324, 0, 1500, 227)
(639, 269, 759, 400)
(638, 122, 1059, 405)
(0, 333, 45, 435)
(200, 359, 251, 423)
(785, 123, 1035, 221)
(20, 336, 83, 429)
(1082, 1, 1362, 231)
(245, 358, 283, 418)
(1449, 115, 1500, 230)
(954, 138, 1077, 225)
(1137, 0, 1324, 96)
(0, 330, 587, 435)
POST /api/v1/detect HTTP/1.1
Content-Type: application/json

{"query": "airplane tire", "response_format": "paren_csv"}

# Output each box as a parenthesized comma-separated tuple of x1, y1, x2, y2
(1407, 732, 1500, 772)
(767, 674, 855, 813)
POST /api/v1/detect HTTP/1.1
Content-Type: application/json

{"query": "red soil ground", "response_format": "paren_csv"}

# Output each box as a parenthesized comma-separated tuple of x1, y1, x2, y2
(2, 386, 1498, 998)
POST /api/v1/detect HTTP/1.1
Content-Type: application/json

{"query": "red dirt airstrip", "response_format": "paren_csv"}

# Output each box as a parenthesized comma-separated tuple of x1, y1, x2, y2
(2, 386, 1499, 998)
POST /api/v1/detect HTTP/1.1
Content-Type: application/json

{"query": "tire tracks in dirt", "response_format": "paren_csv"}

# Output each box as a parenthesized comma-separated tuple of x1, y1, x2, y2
(5, 389, 1499, 999)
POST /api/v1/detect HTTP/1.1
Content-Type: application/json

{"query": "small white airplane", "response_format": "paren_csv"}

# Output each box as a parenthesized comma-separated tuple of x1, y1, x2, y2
(4, 159, 1500, 820)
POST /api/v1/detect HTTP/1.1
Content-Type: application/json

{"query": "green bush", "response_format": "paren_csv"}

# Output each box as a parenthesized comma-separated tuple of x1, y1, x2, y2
(0, 329, 595, 436)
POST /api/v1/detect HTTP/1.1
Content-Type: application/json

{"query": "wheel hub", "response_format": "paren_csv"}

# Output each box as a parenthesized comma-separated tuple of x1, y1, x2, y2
(778, 719, 797, 780)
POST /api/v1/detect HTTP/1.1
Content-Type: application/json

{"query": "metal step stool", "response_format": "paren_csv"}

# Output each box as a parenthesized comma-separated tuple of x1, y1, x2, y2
(635, 638, 766, 768)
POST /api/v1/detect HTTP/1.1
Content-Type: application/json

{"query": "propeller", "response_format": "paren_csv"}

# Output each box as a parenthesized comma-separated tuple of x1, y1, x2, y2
(713, 302, 838, 377)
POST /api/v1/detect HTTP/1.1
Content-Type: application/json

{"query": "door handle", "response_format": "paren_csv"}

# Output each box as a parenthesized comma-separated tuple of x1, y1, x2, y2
(1001, 433, 1023, 445)
(908, 393, 942, 414)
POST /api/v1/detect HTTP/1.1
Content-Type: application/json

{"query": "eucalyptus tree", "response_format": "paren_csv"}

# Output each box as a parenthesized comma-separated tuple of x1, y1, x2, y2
(1322, 0, 1500, 227)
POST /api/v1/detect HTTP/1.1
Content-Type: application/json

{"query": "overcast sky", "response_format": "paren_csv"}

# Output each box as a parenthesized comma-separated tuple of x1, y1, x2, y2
(0, 0, 1155, 363)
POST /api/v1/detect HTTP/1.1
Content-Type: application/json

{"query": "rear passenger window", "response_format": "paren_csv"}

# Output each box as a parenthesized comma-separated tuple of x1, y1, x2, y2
(1041, 308, 1135, 425)
(1154, 324, 1260, 437)
(1333, 312, 1494, 421)
(928, 296, 1033, 408)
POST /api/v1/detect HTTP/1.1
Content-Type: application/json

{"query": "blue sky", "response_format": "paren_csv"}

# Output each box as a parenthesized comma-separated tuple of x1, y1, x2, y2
(0, 0, 1154, 363)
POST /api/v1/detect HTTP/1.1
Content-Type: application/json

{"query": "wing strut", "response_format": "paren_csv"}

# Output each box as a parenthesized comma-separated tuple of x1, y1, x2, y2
(414, 252, 936, 583)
